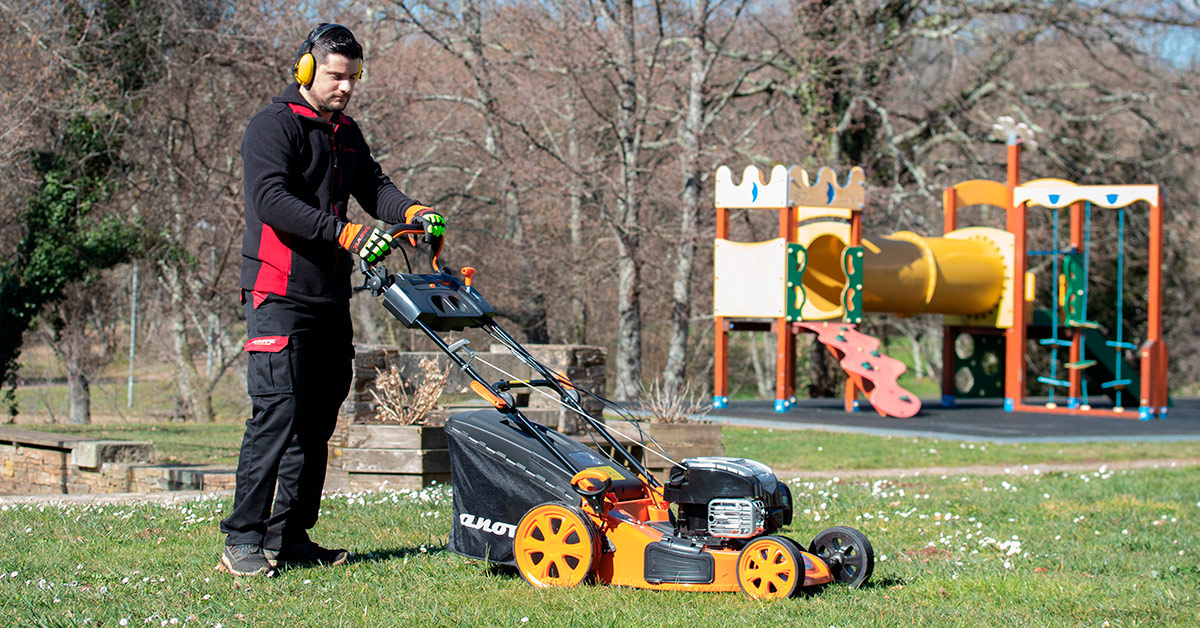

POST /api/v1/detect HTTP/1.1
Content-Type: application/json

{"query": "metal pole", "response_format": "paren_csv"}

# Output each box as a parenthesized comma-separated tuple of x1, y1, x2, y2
(127, 259, 138, 408)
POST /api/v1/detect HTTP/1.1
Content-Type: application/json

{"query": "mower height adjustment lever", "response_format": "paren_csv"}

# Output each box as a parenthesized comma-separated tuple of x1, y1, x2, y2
(571, 470, 613, 516)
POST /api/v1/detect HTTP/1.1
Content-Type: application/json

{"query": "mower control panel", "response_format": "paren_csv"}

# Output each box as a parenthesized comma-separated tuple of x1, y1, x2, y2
(382, 272, 495, 331)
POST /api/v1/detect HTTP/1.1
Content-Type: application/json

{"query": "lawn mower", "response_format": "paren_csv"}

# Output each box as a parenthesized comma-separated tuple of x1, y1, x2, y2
(359, 223, 875, 599)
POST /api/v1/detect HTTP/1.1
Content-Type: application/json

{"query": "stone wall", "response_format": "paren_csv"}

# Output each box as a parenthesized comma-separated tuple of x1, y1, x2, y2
(0, 427, 154, 495)
(0, 427, 234, 495)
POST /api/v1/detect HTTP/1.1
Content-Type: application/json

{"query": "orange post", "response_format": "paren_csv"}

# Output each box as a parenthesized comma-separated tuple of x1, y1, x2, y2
(1068, 202, 1085, 407)
(1004, 142, 1025, 412)
(714, 207, 730, 409)
(943, 186, 958, 233)
(844, 371, 860, 413)
(1139, 192, 1167, 418)
(775, 205, 796, 410)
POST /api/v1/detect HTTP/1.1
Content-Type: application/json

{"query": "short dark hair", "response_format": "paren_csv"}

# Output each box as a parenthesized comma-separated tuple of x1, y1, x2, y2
(312, 25, 362, 66)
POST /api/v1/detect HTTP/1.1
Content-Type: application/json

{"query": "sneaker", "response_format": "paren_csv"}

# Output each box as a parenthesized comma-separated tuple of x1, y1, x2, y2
(219, 544, 276, 577)
(265, 541, 350, 568)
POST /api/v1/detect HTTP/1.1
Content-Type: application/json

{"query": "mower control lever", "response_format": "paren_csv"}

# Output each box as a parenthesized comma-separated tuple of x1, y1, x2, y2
(571, 470, 613, 516)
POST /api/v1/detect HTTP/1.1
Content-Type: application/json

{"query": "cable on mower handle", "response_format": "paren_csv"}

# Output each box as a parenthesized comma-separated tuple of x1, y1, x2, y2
(356, 222, 445, 275)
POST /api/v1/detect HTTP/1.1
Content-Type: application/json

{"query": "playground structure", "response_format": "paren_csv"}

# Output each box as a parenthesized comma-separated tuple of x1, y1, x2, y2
(712, 125, 1168, 420)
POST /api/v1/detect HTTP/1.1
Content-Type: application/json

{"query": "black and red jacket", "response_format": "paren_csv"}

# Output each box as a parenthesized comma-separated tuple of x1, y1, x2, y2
(240, 83, 421, 306)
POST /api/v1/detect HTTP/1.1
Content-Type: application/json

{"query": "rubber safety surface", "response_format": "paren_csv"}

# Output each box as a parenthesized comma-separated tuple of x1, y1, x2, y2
(707, 398, 1200, 442)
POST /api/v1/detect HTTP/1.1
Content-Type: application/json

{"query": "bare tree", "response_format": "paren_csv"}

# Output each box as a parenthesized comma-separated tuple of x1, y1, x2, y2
(123, 2, 277, 421)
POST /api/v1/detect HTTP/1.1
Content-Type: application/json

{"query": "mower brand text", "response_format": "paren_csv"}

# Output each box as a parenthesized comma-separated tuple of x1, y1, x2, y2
(459, 513, 517, 538)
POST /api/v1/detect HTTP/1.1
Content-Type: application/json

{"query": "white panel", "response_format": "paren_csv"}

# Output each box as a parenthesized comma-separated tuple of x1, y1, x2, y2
(714, 165, 790, 209)
(713, 239, 786, 317)
(1014, 185, 1159, 209)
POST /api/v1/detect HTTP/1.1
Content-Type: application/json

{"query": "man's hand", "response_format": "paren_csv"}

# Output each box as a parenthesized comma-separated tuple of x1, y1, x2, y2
(405, 206, 445, 240)
(338, 222, 393, 263)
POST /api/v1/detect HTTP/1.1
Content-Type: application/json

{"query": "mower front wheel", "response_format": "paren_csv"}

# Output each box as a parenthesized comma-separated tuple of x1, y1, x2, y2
(809, 525, 874, 588)
(513, 503, 599, 589)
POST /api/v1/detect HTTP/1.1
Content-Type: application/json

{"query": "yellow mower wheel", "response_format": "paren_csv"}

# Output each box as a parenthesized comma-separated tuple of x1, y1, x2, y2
(514, 503, 597, 588)
(736, 536, 803, 599)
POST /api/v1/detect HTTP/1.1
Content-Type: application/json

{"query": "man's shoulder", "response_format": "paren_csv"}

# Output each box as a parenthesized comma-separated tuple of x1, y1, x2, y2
(249, 100, 297, 124)
(244, 101, 302, 139)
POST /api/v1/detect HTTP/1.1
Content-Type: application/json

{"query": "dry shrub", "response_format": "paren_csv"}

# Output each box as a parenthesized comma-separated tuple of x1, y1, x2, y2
(642, 380, 711, 424)
(370, 357, 449, 426)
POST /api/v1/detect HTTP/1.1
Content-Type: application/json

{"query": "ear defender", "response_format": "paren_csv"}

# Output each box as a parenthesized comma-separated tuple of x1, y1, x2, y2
(293, 23, 363, 87)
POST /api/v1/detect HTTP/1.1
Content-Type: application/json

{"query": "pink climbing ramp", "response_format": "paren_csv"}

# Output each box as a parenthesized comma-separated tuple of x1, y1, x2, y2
(795, 321, 922, 418)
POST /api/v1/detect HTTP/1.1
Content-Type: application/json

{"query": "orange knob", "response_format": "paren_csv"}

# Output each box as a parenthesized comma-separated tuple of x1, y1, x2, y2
(461, 266, 476, 287)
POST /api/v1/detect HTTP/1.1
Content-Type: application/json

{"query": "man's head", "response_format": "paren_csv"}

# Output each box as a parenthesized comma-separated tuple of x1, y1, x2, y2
(293, 24, 363, 119)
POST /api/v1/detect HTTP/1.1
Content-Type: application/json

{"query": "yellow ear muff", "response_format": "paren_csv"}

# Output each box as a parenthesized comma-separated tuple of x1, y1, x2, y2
(294, 52, 317, 87)
(293, 24, 362, 88)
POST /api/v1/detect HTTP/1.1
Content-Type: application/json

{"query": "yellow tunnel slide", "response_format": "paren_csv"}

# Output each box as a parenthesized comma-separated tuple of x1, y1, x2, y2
(798, 225, 1014, 325)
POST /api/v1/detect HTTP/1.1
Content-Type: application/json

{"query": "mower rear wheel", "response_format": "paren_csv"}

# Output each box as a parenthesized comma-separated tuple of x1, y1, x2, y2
(736, 535, 804, 599)
(809, 526, 874, 588)
(513, 503, 598, 588)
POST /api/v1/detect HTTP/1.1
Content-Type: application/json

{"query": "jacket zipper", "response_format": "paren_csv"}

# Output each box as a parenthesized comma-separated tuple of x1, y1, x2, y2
(331, 119, 341, 274)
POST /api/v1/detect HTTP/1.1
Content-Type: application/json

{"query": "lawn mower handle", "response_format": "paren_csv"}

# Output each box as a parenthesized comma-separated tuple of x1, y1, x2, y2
(356, 222, 445, 275)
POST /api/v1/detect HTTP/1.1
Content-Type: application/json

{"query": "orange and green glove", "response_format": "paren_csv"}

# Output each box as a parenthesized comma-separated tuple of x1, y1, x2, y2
(338, 222, 393, 263)
(405, 205, 445, 240)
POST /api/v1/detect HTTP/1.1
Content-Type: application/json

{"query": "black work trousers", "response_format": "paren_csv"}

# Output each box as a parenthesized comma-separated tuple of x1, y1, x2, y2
(220, 293, 353, 549)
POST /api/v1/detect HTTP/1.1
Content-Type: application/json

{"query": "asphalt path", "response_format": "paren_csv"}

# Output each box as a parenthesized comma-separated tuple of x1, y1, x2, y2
(705, 397, 1200, 443)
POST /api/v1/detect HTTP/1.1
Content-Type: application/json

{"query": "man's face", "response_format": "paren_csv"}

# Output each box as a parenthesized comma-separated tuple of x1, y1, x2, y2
(302, 52, 359, 117)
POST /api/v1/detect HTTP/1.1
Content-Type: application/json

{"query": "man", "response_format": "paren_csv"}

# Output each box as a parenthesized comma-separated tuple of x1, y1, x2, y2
(219, 23, 444, 576)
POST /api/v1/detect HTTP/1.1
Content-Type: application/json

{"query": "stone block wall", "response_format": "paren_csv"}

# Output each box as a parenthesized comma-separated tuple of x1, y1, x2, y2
(0, 428, 154, 495)
(0, 427, 237, 495)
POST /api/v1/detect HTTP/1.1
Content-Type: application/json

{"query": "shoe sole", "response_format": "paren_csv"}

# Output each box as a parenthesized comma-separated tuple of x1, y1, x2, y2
(268, 552, 350, 569)
(217, 554, 276, 577)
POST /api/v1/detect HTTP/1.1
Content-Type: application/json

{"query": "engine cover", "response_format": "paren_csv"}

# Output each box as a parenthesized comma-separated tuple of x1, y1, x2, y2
(663, 457, 792, 539)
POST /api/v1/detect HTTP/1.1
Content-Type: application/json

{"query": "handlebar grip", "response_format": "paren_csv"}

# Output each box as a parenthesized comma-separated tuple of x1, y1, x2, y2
(387, 222, 425, 237)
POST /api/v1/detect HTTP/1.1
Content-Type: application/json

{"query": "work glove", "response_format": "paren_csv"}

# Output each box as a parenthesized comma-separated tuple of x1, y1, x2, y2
(405, 205, 445, 240)
(338, 222, 393, 264)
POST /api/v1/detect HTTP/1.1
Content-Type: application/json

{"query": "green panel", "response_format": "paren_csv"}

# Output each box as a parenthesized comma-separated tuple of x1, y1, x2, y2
(1062, 253, 1096, 328)
(786, 243, 807, 322)
(841, 246, 864, 324)
(1079, 327, 1141, 402)
(954, 332, 1005, 398)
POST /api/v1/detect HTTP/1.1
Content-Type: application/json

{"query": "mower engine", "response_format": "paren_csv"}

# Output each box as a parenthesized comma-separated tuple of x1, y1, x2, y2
(663, 457, 793, 543)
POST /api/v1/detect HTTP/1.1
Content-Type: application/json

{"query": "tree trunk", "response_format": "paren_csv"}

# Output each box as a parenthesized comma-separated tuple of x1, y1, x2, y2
(614, 236, 643, 400)
(566, 96, 588, 345)
(663, 0, 709, 395)
(910, 334, 926, 379)
(160, 261, 213, 423)
(66, 363, 90, 425)
(748, 333, 773, 398)
(610, 0, 643, 401)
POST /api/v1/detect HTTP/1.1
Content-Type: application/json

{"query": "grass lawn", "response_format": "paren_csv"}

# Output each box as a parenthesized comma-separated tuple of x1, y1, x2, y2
(14, 377, 250, 425)
(3, 464, 1197, 626)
